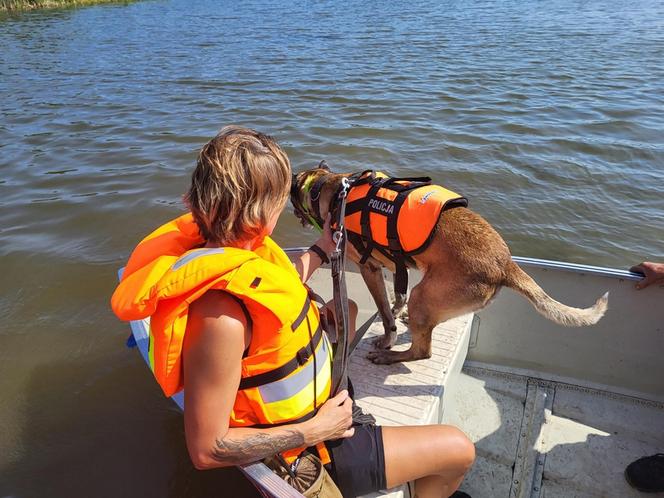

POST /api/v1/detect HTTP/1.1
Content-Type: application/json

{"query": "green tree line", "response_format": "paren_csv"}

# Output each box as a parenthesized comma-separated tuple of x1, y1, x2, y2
(1, 0, 132, 10)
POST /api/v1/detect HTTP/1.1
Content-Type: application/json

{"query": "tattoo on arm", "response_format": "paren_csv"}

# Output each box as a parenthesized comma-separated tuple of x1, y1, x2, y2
(212, 429, 305, 465)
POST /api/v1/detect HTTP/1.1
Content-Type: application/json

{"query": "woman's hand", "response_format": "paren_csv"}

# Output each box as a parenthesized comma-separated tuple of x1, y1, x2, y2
(314, 214, 336, 257)
(630, 261, 664, 290)
(302, 390, 354, 446)
(295, 214, 337, 283)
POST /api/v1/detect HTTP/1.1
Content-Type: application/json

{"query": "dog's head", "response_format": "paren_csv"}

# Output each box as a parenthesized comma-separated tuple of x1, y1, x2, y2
(290, 161, 336, 230)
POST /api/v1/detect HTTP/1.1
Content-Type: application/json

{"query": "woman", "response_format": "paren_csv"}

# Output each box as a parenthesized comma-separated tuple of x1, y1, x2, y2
(112, 126, 475, 498)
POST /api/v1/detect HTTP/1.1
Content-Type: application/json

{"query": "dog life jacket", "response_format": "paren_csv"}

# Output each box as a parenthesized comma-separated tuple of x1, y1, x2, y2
(343, 171, 468, 295)
(111, 213, 332, 463)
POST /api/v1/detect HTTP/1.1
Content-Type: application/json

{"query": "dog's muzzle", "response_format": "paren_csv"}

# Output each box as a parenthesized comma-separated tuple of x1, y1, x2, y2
(290, 173, 313, 227)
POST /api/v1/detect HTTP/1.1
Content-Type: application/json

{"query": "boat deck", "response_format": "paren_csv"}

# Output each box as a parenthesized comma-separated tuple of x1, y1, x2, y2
(307, 269, 474, 498)
(351, 315, 472, 429)
(355, 316, 474, 497)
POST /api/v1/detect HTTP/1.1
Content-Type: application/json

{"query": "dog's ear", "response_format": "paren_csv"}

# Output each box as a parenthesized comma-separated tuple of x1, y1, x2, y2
(318, 160, 330, 171)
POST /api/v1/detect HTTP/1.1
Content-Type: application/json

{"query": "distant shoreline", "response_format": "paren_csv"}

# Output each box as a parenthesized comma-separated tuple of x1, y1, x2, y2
(1, 0, 133, 11)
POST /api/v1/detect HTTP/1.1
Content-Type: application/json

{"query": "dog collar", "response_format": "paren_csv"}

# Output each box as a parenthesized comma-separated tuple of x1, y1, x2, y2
(297, 170, 370, 233)
(300, 175, 323, 232)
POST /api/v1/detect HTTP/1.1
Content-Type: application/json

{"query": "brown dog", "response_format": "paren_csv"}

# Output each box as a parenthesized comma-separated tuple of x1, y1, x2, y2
(291, 165, 608, 365)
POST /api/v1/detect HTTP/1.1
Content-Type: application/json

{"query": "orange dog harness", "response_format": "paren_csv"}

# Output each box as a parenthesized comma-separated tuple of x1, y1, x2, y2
(343, 171, 467, 294)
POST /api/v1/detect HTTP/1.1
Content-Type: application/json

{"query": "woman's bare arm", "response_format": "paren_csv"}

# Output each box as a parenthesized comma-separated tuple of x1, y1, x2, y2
(182, 290, 353, 470)
(294, 214, 335, 283)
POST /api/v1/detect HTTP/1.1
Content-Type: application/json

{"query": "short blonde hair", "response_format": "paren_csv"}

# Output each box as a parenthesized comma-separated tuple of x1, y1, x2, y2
(185, 126, 291, 245)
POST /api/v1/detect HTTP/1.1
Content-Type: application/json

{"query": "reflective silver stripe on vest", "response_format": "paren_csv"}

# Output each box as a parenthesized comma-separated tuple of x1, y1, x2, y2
(172, 248, 226, 270)
(258, 336, 330, 404)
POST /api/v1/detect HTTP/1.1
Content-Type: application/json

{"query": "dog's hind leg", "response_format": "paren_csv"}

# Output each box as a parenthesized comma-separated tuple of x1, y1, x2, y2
(359, 261, 398, 349)
(367, 272, 492, 364)
(391, 280, 408, 323)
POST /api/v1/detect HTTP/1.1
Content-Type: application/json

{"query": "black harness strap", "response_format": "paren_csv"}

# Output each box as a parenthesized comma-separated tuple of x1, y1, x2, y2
(383, 178, 433, 294)
(346, 231, 393, 264)
(347, 173, 436, 295)
(327, 171, 368, 224)
(308, 176, 327, 222)
(342, 198, 366, 216)
(305, 285, 327, 306)
(290, 297, 311, 332)
(348, 311, 379, 355)
(358, 178, 388, 264)
(390, 175, 433, 183)
(386, 187, 413, 296)
(251, 409, 317, 429)
(348, 169, 376, 187)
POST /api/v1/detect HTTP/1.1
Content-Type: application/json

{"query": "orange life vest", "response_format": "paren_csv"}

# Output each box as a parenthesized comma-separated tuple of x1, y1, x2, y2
(342, 171, 467, 294)
(111, 213, 332, 462)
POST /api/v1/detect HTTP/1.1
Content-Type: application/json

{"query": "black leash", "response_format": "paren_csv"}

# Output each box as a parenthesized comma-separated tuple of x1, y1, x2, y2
(327, 172, 385, 394)
(330, 177, 352, 395)
(295, 168, 381, 394)
(348, 310, 379, 355)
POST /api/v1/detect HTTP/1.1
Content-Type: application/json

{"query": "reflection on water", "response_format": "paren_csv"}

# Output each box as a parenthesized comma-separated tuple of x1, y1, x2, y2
(0, 0, 662, 495)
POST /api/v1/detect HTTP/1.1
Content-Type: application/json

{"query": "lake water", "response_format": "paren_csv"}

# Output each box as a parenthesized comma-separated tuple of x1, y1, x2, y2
(1, 0, 662, 496)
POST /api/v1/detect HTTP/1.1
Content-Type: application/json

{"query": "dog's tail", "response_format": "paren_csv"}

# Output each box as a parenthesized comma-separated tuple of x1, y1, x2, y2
(503, 260, 608, 327)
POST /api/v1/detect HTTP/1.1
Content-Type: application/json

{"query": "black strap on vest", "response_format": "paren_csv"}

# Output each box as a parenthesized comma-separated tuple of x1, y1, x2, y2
(238, 298, 322, 391)
(358, 178, 387, 264)
(344, 172, 433, 295)
(308, 176, 327, 222)
(290, 296, 311, 332)
(385, 179, 429, 295)
(327, 170, 368, 228)
(251, 410, 317, 429)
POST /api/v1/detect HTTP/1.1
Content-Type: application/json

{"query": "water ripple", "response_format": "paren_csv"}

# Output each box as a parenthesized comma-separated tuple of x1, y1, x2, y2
(1, 0, 664, 492)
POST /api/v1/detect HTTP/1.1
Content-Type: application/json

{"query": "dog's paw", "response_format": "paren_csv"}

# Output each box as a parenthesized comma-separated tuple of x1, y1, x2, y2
(391, 299, 406, 316)
(371, 334, 395, 349)
(366, 349, 400, 365)
(391, 303, 405, 315)
(395, 308, 409, 324)
(371, 325, 397, 349)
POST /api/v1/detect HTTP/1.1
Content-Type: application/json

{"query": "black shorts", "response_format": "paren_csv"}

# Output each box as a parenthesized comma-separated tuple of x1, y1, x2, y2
(325, 423, 387, 497)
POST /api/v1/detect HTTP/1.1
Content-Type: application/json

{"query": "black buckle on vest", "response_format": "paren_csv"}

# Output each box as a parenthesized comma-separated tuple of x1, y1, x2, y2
(239, 324, 323, 390)
(387, 235, 401, 253)
(296, 348, 309, 366)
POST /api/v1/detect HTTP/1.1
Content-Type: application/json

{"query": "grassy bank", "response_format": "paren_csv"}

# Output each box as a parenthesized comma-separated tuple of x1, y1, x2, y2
(1, 0, 132, 11)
